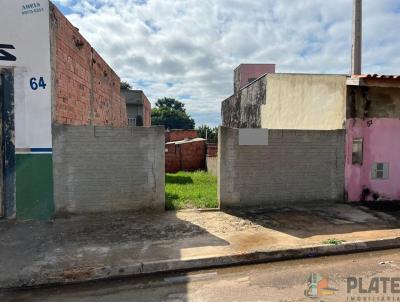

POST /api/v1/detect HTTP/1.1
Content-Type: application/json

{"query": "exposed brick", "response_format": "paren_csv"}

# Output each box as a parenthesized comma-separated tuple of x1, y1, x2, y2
(165, 140, 206, 173)
(50, 4, 127, 127)
(165, 130, 198, 143)
(206, 143, 218, 157)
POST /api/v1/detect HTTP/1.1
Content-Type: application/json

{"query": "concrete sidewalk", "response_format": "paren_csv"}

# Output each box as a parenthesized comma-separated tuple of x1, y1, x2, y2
(1, 202, 400, 289)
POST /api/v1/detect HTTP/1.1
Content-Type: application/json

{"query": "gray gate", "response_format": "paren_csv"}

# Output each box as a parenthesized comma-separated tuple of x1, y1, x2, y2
(0, 68, 15, 218)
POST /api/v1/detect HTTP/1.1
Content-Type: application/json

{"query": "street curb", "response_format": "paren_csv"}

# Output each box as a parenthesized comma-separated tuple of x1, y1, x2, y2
(3, 236, 400, 290)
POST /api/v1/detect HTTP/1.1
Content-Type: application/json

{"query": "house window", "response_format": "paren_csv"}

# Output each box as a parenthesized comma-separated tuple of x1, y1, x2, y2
(128, 118, 136, 127)
(352, 138, 363, 165)
(372, 163, 389, 180)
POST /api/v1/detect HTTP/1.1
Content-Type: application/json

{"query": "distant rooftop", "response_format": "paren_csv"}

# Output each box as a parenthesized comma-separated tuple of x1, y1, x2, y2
(347, 74, 400, 87)
(121, 89, 146, 105)
(351, 74, 400, 80)
(166, 138, 206, 145)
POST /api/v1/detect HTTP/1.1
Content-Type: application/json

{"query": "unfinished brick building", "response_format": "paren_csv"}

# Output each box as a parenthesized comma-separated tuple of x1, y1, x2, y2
(51, 4, 127, 126)
(165, 129, 198, 143)
(165, 138, 207, 173)
(1, 0, 128, 219)
(164, 130, 206, 173)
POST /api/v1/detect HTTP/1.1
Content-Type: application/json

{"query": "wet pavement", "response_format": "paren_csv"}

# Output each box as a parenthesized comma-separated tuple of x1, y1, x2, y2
(1, 202, 400, 288)
(2, 249, 400, 301)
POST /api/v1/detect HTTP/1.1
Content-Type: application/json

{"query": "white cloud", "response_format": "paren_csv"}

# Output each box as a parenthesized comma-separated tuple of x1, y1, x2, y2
(53, 0, 400, 126)
(55, 0, 72, 5)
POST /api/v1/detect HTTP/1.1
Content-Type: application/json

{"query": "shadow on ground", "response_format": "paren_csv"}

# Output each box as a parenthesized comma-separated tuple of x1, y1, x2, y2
(165, 174, 194, 185)
(224, 201, 400, 239)
(1, 201, 400, 291)
(0, 210, 228, 289)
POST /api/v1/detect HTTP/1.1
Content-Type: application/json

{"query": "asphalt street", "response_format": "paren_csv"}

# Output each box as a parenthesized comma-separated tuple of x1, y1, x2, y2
(2, 249, 400, 302)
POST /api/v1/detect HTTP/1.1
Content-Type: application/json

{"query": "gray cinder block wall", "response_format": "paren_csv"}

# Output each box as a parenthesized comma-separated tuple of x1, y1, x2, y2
(52, 124, 165, 214)
(218, 127, 345, 208)
(206, 156, 218, 177)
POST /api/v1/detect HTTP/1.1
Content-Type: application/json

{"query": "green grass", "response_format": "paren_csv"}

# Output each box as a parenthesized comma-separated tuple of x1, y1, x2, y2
(322, 238, 346, 245)
(165, 171, 218, 210)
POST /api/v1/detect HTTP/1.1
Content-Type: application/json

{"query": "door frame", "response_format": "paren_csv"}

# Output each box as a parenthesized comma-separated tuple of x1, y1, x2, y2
(0, 68, 15, 218)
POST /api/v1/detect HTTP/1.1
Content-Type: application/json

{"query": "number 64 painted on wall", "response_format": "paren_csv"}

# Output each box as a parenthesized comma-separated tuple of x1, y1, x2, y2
(30, 77, 47, 90)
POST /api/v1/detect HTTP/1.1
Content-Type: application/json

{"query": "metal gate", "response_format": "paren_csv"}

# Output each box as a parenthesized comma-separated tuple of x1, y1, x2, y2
(0, 69, 3, 217)
(0, 68, 15, 218)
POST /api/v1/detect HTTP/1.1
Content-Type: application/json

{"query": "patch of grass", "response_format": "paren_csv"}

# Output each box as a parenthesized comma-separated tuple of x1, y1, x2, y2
(322, 238, 346, 245)
(165, 171, 218, 210)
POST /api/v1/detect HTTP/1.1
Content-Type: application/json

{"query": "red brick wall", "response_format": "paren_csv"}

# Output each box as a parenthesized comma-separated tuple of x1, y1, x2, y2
(165, 143, 181, 173)
(206, 143, 218, 157)
(165, 130, 198, 143)
(50, 4, 127, 127)
(143, 94, 151, 126)
(181, 140, 206, 171)
(165, 140, 206, 173)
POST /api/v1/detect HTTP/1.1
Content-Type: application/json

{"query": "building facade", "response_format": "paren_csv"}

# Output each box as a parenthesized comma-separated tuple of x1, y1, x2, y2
(222, 64, 275, 128)
(234, 64, 275, 94)
(121, 90, 152, 127)
(221, 64, 400, 203)
(346, 75, 400, 201)
(261, 74, 347, 130)
(0, 0, 127, 219)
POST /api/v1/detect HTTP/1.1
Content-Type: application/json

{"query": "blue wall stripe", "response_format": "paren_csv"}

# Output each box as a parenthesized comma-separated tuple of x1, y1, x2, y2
(30, 148, 53, 153)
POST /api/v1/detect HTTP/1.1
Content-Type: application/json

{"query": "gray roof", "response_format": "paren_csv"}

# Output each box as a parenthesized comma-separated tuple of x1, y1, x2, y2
(121, 90, 144, 105)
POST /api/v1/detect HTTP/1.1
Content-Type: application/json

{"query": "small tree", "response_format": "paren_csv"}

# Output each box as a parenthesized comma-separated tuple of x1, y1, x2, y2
(155, 97, 187, 112)
(197, 125, 218, 143)
(120, 81, 132, 90)
(152, 98, 195, 129)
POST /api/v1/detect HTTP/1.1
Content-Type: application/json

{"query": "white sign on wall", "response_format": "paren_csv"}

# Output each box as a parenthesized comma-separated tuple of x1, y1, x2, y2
(0, 0, 52, 150)
(239, 129, 269, 146)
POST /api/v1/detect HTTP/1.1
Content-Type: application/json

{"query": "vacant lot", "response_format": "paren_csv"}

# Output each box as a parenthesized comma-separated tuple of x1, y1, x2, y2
(165, 171, 218, 210)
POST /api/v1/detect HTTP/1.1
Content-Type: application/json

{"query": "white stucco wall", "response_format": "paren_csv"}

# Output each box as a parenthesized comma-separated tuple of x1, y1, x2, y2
(261, 74, 347, 130)
(0, 0, 52, 150)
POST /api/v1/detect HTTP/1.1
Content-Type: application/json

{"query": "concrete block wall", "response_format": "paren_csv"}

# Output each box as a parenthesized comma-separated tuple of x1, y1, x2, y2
(50, 3, 127, 127)
(206, 157, 218, 177)
(52, 124, 165, 214)
(221, 95, 240, 128)
(218, 127, 345, 208)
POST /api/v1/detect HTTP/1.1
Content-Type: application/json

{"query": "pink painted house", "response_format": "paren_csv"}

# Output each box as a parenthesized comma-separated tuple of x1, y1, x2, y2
(346, 75, 400, 201)
(222, 63, 276, 129)
(223, 67, 400, 203)
(234, 64, 275, 93)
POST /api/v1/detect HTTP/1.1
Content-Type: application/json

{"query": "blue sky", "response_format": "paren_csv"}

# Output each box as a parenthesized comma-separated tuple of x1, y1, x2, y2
(54, 0, 400, 127)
